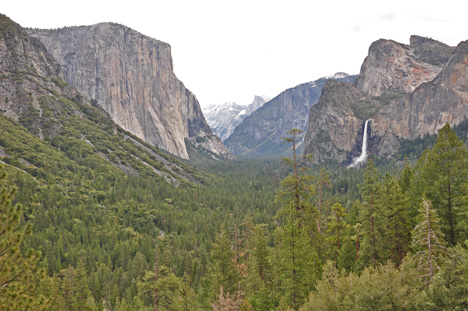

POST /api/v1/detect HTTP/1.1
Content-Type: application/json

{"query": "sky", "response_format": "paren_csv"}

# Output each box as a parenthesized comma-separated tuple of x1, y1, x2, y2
(3, 0, 467, 109)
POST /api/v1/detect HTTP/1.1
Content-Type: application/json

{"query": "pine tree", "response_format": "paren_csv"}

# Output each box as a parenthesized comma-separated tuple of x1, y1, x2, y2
(326, 203, 349, 267)
(381, 173, 411, 266)
(358, 159, 383, 267)
(411, 198, 446, 286)
(273, 129, 320, 310)
(416, 123, 468, 245)
(203, 226, 240, 306)
(0, 165, 48, 310)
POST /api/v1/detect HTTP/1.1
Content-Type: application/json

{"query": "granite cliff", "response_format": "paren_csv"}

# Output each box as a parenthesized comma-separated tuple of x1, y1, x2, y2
(354, 36, 453, 96)
(303, 36, 467, 164)
(0, 13, 205, 185)
(28, 23, 232, 160)
(225, 73, 355, 157)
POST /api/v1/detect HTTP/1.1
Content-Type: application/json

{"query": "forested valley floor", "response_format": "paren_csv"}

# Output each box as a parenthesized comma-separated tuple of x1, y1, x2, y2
(2, 124, 468, 311)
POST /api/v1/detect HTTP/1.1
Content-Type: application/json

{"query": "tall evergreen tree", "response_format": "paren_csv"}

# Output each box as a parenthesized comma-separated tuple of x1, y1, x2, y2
(416, 123, 468, 245)
(357, 159, 383, 268)
(326, 203, 349, 267)
(381, 173, 411, 266)
(273, 129, 320, 310)
(203, 226, 240, 306)
(411, 198, 446, 286)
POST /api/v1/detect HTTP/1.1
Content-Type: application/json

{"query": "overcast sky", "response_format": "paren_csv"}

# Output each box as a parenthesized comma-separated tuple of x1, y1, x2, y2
(3, 0, 467, 109)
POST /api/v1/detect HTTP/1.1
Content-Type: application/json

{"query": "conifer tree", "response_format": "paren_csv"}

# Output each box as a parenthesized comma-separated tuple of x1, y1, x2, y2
(358, 159, 383, 267)
(0, 165, 48, 310)
(411, 198, 446, 286)
(326, 203, 349, 267)
(203, 226, 240, 306)
(381, 173, 411, 266)
(243, 224, 272, 310)
(427, 243, 468, 310)
(273, 129, 320, 310)
(416, 123, 468, 245)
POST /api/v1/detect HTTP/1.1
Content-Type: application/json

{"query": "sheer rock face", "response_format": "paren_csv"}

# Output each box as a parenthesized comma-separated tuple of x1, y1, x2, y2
(303, 36, 468, 164)
(354, 36, 454, 96)
(28, 23, 232, 160)
(302, 81, 376, 163)
(373, 39, 468, 140)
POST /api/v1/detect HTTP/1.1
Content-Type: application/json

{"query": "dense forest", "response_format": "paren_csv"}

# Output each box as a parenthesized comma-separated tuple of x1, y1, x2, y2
(1, 123, 468, 310)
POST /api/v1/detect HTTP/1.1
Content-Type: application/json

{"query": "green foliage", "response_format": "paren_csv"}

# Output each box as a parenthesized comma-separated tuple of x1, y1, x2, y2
(414, 123, 468, 245)
(0, 165, 48, 310)
(300, 260, 427, 311)
(427, 243, 468, 310)
(411, 198, 446, 286)
(381, 173, 412, 266)
(272, 130, 321, 310)
(202, 227, 240, 307)
(357, 159, 383, 268)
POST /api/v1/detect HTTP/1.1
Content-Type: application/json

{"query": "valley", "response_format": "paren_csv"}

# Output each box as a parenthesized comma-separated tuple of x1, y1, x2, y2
(1, 11, 468, 311)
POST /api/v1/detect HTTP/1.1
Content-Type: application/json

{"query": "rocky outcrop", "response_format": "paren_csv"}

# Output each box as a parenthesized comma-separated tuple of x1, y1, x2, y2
(372, 39, 468, 140)
(28, 23, 232, 160)
(354, 36, 454, 96)
(303, 36, 468, 164)
(225, 73, 355, 157)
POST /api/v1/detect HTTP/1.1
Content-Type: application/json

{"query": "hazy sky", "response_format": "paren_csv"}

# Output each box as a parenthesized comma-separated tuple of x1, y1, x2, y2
(3, 0, 467, 108)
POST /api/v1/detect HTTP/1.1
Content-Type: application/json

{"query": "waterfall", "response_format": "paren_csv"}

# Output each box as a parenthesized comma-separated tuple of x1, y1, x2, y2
(348, 119, 370, 168)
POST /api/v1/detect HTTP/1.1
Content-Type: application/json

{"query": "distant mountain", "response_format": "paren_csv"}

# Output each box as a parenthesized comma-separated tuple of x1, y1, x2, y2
(225, 73, 356, 157)
(303, 36, 464, 164)
(203, 95, 270, 141)
(246, 95, 271, 116)
(27, 23, 233, 160)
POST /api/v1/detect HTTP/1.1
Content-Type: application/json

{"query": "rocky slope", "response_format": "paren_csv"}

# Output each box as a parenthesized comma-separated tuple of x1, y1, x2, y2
(27, 23, 232, 160)
(0, 13, 205, 185)
(225, 73, 355, 157)
(303, 36, 466, 164)
(203, 95, 270, 141)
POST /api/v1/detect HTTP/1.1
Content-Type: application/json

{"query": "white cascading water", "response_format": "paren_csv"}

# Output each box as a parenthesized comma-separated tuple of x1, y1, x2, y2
(348, 119, 370, 168)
